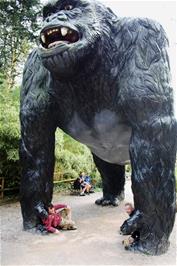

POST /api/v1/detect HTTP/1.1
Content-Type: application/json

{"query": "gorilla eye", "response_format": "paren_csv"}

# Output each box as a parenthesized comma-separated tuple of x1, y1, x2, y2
(64, 4, 73, 10)
(47, 12, 52, 17)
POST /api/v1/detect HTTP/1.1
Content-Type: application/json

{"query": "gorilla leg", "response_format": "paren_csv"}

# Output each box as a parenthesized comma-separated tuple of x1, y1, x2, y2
(92, 153, 125, 206)
(20, 108, 56, 230)
(120, 118, 177, 255)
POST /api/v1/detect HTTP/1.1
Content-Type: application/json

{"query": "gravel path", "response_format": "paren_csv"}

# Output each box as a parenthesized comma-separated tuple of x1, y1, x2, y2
(0, 179, 176, 265)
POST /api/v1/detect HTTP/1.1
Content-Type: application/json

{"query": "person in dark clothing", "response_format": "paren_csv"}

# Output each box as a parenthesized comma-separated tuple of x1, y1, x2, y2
(122, 203, 140, 247)
(73, 172, 93, 196)
(73, 178, 81, 190)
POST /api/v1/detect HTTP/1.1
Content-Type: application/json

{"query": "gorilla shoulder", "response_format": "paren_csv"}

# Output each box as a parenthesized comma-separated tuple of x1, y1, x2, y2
(114, 17, 169, 74)
(117, 17, 169, 48)
(21, 49, 50, 106)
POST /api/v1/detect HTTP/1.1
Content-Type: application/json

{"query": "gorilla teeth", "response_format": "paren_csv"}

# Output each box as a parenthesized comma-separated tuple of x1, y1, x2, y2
(40, 26, 79, 49)
(41, 34, 46, 44)
(47, 29, 59, 36)
(68, 30, 73, 34)
(48, 41, 68, 48)
(61, 27, 68, 37)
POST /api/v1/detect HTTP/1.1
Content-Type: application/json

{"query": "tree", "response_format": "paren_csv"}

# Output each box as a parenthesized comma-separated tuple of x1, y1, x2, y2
(0, 71, 21, 188)
(0, 0, 42, 89)
(55, 129, 100, 182)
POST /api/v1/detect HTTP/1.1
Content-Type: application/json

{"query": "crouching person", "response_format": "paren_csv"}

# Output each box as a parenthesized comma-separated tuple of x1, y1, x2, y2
(42, 203, 77, 234)
(120, 203, 140, 249)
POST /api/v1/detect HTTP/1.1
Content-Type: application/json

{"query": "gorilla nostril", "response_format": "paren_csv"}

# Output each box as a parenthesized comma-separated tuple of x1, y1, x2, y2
(57, 13, 67, 21)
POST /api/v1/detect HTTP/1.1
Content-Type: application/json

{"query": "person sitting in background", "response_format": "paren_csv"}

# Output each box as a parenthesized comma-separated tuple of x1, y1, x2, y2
(42, 203, 77, 234)
(83, 174, 95, 193)
(79, 172, 92, 196)
(73, 177, 82, 190)
(84, 175, 91, 185)
(73, 172, 94, 196)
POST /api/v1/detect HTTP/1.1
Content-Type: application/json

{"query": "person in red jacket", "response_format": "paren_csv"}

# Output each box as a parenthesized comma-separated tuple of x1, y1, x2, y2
(42, 203, 77, 234)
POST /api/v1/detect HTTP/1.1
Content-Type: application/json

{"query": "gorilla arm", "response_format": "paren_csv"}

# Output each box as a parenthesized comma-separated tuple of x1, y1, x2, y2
(119, 18, 177, 255)
(20, 50, 57, 230)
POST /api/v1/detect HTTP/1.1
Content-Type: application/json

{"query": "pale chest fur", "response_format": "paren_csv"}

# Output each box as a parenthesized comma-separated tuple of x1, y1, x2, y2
(66, 109, 131, 164)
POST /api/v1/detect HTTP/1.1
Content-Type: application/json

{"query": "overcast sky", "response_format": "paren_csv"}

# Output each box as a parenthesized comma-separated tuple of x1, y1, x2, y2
(41, 0, 176, 116)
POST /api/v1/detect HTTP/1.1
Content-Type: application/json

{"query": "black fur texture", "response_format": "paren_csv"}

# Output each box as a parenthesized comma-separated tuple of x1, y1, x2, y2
(20, 0, 177, 255)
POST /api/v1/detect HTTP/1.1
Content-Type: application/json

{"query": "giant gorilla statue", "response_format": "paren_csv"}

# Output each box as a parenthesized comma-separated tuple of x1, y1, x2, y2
(20, 0, 177, 255)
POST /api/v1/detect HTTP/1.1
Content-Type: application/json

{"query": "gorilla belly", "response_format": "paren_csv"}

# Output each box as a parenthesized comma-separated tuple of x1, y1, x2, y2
(67, 110, 131, 165)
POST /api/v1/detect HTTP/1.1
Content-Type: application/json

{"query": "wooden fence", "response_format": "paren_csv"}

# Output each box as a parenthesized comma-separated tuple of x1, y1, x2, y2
(0, 176, 76, 199)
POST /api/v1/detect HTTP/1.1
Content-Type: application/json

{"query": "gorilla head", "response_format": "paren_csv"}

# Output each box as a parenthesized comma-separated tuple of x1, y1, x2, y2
(38, 0, 116, 77)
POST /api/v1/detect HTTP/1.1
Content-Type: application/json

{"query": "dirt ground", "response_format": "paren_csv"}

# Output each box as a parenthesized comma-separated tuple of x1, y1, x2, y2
(0, 179, 176, 266)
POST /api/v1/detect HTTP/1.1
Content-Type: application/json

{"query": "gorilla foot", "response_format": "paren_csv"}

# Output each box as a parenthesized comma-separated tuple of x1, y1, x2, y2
(124, 241, 149, 255)
(23, 220, 37, 231)
(95, 193, 124, 207)
(95, 197, 109, 206)
(23, 223, 48, 235)
(22, 202, 48, 231)
(124, 240, 170, 256)
(120, 210, 142, 235)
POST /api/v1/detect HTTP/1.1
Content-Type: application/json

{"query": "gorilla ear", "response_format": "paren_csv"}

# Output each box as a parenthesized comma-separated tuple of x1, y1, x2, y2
(107, 7, 114, 14)
(106, 6, 118, 23)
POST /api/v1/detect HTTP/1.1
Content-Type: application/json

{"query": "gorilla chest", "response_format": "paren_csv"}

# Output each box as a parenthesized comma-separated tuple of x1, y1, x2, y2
(66, 110, 131, 165)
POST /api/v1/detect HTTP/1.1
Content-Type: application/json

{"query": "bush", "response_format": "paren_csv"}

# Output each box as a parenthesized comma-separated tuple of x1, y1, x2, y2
(0, 82, 101, 192)
(55, 129, 101, 187)
(0, 76, 21, 189)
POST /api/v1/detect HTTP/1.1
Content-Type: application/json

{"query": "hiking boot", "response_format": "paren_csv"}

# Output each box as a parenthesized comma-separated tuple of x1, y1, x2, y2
(68, 225, 77, 230)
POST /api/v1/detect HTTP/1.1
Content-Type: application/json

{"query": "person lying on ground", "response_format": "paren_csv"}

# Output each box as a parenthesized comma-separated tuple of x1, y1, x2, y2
(42, 203, 77, 234)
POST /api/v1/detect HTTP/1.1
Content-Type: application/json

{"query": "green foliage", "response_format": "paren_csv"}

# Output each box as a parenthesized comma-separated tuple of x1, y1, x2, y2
(0, 78, 101, 191)
(55, 129, 101, 186)
(0, 74, 21, 188)
(0, 0, 42, 88)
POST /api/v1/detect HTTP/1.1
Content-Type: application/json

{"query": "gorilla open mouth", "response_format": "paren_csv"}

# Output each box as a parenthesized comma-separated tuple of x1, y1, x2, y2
(40, 26, 80, 49)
